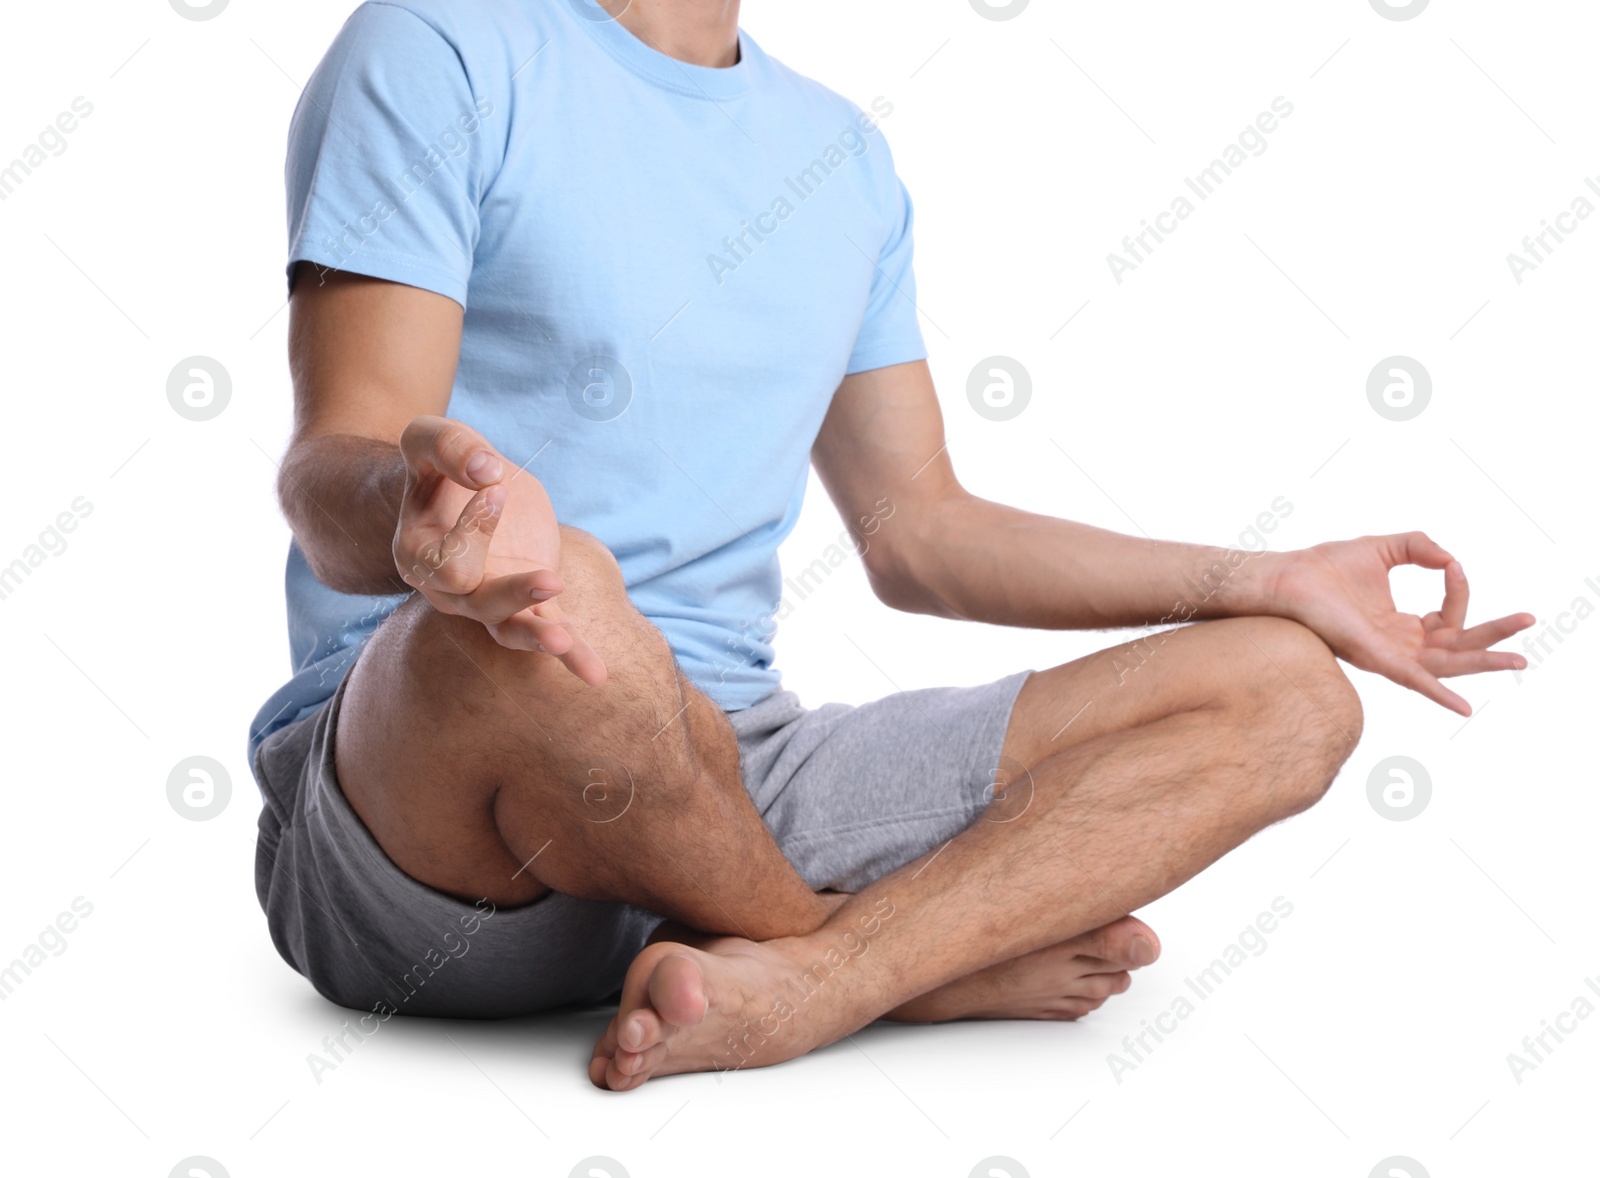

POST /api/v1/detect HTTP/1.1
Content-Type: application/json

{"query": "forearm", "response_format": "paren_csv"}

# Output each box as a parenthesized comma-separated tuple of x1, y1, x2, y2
(278, 432, 410, 596)
(883, 493, 1286, 630)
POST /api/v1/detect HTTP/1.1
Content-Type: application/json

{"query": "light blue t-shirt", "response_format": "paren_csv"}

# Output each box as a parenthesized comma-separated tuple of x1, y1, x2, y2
(250, 0, 925, 756)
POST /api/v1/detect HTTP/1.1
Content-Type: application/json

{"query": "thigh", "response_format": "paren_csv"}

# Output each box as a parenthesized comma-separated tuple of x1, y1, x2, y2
(999, 615, 1354, 771)
(732, 670, 1033, 894)
(252, 679, 660, 1018)
(332, 525, 730, 908)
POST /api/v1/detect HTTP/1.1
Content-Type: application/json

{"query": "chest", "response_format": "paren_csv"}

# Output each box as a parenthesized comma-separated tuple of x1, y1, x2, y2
(474, 92, 889, 369)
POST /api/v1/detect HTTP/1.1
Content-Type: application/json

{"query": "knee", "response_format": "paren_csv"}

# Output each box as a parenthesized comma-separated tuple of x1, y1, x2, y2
(554, 525, 624, 591)
(511, 682, 734, 869)
(402, 525, 635, 671)
(1243, 616, 1364, 743)
(1226, 617, 1363, 814)
(369, 527, 717, 780)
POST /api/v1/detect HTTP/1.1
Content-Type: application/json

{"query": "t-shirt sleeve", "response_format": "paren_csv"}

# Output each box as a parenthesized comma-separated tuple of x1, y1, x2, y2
(844, 146, 928, 376)
(283, 2, 500, 306)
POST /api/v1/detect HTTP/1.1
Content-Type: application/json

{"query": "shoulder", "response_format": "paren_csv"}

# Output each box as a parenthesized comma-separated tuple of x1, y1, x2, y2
(340, 0, 562, 62)
(756, 41, 895, 135)
(752, 39, 903, 178)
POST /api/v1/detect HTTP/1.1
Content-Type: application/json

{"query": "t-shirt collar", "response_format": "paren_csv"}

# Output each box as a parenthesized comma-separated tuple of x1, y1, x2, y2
(559, 1, 754, 100)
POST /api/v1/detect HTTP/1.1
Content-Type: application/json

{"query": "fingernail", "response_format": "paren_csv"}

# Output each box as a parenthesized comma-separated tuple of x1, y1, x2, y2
(1129, 935, 1156, 966)
(465, 451, 501, 483)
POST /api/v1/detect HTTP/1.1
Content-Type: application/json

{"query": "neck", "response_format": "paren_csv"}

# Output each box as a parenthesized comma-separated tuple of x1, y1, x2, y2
(604, 0, 741, 68)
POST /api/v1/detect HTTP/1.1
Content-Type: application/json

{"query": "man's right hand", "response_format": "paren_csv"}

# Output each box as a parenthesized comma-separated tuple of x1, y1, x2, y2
(393, 414, 606, 685)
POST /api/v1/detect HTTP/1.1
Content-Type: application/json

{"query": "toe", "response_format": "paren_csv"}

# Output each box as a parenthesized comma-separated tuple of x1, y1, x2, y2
(648, 953, 711, 1028)
(618, 1008, 664, 1054)
(1126, 931, 1158, 967)
(1121, 917, 1161, 966)
(609, 941, 699, 1057)
(605, 1054, 645, 1091)
(592, 1023, 615, 1062)
(588, 1014, 621, 1088)
(616, 1042, 669, 1078)
(1073, 970, 1131, 1000)
(1054, 997, 1096, 1020)
(1083, 915, 1161, 968)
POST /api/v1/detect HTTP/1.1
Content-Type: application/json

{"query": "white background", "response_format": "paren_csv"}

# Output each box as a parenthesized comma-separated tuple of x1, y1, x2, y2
(1, 0, 1595, 1175)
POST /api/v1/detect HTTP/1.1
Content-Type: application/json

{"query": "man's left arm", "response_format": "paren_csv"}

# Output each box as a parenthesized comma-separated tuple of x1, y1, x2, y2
(812, 360, 1533, 716)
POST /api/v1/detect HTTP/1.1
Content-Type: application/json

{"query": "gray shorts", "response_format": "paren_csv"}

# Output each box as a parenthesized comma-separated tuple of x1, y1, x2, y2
(252, 668, 1033, 1019)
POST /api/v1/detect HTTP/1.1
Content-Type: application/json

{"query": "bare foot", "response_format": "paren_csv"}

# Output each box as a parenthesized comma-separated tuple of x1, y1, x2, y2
(883, 915, 1160, 1022)
(587, 916, 1160, 1090)
(588, 933, 848, 1091)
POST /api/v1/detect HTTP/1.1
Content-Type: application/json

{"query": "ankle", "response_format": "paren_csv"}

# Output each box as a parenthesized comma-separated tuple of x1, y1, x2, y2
(775, 896, 901, 1019)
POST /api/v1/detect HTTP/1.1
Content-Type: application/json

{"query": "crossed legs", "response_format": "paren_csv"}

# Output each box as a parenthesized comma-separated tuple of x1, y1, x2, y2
(591, 596, 1364, 1086)
(336, 526, 834, 940)
(333, 526, 1362, 1089)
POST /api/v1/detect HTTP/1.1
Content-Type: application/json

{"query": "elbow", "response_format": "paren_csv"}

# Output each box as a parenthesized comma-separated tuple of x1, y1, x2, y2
(275, 451, 393, 598)
(274, 460, 325, 569)
(858, 497, 970, 619)
(273, 462, 300, 531)
(864, 562, 919, 613)
(298, 541, 405, 599)
(862, 550, 962, 619)
(301, 546, 378, 598)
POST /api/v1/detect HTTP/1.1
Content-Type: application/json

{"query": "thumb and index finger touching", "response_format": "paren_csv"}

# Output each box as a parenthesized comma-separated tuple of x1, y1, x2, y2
(400, 414, 506, 491)
(1380, 531, 1470, 631)
(393, 417, 606, 686)
(395, 417, 511, 595)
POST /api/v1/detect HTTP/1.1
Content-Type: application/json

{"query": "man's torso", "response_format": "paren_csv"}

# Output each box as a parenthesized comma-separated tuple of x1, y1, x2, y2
(253, 0, 922, 753)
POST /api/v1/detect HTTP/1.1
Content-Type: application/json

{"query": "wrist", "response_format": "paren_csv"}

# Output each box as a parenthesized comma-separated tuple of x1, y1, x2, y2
(1249, 548, 1317, 620)
(1218, 548, 1298, 619)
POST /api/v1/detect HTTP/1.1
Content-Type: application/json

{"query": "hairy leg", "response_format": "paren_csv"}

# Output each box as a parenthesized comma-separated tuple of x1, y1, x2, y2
(335, 526, 831, 939)
(648, 904, 1161, 1026)
(881, 917, 1157, 1022)
(336, 520, 1142, 1019)
(593, 616, 1364, 1088)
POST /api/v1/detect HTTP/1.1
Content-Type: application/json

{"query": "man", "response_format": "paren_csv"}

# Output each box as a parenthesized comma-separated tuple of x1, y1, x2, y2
(250, 0, 1531, 1091)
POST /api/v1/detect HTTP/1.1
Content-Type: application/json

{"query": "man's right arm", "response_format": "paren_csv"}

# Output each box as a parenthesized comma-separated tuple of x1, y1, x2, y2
(277, 263, 463, 596)
(277, 262, 604, 680)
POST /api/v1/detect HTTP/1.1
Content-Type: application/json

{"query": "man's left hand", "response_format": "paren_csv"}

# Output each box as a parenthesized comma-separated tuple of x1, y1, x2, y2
(1260, 532, 1534, 716)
